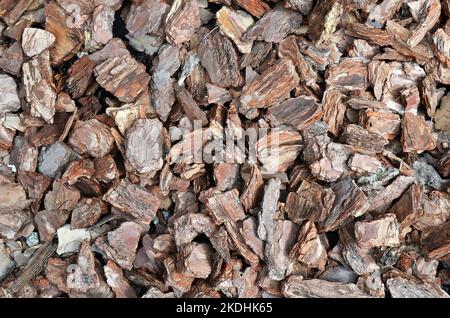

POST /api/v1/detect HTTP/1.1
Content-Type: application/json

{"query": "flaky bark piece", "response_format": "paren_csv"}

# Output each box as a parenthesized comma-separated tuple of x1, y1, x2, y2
(165, 0, 200, 45)
(401, 112, 436, 153)
(289, 221, 328, 270)
(21, 28, 55, 58)
(432, 28, 450, 68)
(340, 124, 388, 154)
(198, 30, 243, 88)
(45, 1, 84, 65)
(177, 243, 214, 279)
(174, 84, 208, 126)
(326, 57, 368, 92)
(282, 276, 370, 298)
(258, 178, 280, 243)
(234, 0, 270, 18)
(285, 0, 314, 15)
(163, 256, 195, 297)
(437, 151, 450, 177)
(240, 58, 299, 109)
(358, 109, 400, 140)
(367, 175, 415, 213)
(422, 75, 446, 118)
(103, 179, 160, 225)
(355, 214, 400, 248)
(268, 97, 323, 131)
(68, 119, 115, 158)
(66, 56, 97, 100)
(322, 87, 346, 137)
(421, 221, 450, 260)
(243, 4, 302, 43)
(217, 7, 254, 54)
(344, 22, 392, 46)
(321, 177, 367, 232)
(225, 221, 260, 267)
(125, 0, 169, 38)
(266, 220, 299, 281)
(368, 61, 390, 100)
(207, 189, 246, 224)
(435, 93, 450, 131)
(308, 0, 343, 46)
(94, 56, 150, 103)
(285, 180, 335, 224)
(240, 164, 264, 211)
(386, 275, 449, 298)
(104, 261, 137, 298)
(366, 0, 403, 28)
(35, 210, 70, 242)
(407, 0, 441, 47)
(125, 118, 164, 174)
(23, 51, 56, 124)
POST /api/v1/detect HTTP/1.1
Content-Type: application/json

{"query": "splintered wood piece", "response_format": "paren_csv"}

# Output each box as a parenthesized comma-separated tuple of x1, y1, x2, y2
(326, 58, 368, 92)
(21, 28, 55, 57)
(322, 177, 367, 232)
(217, 7, 254, 54)
(407, 0, 441, 47)
(289, 221, 328, 270)
(224, 221, 260, 267)
(278, 36, 318, 89)
(45, 1, 84, 65)
(256, 129, 302, 174)
(165, 0, 200, 45)
(308, 0, 343, 46)
(285, 180, 335, 224)
(386, 275, 449, 298)
(368, 61, 390, 100)
(94, 56, 150, 103)
(354, 214, 400, 248)
(163, 256, 195, 297)
(268, 97, 323, 131)
(0, 74, 21, 116)
(340, 124, 388, 154)
(234, 0, 270, 18)
(104, 261, 137, 298)
(35, 210, 70, 242)
(198, 30, 243, 88)
(322, 87, 346, 137)
(240, 164, 264, 211)
(207, 189, 246, 224)
(282, 276, 370, 298)
(422, 75, 445, 118)
(23, 52, 56, 124)
(125, 118, 164, 174)
(358, 109, 400, 140)
(432, 28, 450, 67)
(421, 221, 450, 260)
(103, 179, 160, 224)
(125, 0, 169, 38)
(174, 84, 209, 126)
(243, 4, 302, 43)
(68, 119, 115, 158)
(66, 56, 97, 100)
(401, 112, 436, 153)
(177, 243, 213, 278)
(344, 22, 392, 46)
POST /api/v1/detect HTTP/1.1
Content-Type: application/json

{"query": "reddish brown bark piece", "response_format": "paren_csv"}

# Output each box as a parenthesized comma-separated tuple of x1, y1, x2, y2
(125, 0, 169, 38)
(35, 209, 70, 242)
(0, 42, 24, 76)
(268, 97, 323, 131)
(421, 221, 450, 260)
(401, 112, 436, 153)
(240, 164, 264, 211)
(355, 214, 400, 248)
(103, 179, 160, 224)
(71, 198, 105, 229)
(243, 4, 302, 43)
(44, 179, 80, 212)
(240, 59, 300, 108)
(207, 189, 246, 224)
(326, 58, 368, 92)
(94, 56, 150, 103)
(66, 56, 97, 100)
(68, 119, 115, 158)
(45, 1, 84, 65)
(322, 177, 367, 232)
(285, 180, 335, 224)
(198, 30, 243, 88)
(308, 0, 343, 46)
(407, 0, 441, 47)
(340, 124, 388, 154)
(234, 0, 270, 18)
(177, 243, 214, 279)
(290, 221, 328, 270)
(174, 84, 209, 126)
(358, 109, 401, 140)
(104, 261, 137, 298)
(165, 0, 200, 45)
(322, 87, 346, 137)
